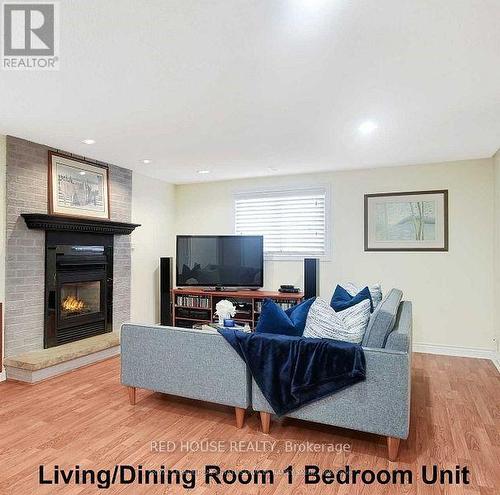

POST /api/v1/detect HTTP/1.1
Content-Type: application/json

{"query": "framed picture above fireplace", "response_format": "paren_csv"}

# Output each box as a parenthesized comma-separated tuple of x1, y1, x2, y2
(48, 152, 110, 220)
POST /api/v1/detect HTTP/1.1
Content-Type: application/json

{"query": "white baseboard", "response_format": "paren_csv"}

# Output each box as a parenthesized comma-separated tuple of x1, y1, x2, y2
(413, 342, 498, 365)
(494, 352, 500, 373)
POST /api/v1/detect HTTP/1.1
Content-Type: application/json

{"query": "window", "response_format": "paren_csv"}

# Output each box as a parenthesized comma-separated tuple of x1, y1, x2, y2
(234, 187, 329, 259)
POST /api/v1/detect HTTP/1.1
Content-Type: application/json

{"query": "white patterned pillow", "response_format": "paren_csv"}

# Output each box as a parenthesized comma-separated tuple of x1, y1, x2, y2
(303, 297, 370, 344)
(344, 282, 382, 309)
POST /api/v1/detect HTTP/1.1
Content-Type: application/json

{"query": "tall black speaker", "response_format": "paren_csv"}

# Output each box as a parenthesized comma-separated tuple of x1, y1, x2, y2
(160, 257, 173, 326)
(304, 258, 319, 299)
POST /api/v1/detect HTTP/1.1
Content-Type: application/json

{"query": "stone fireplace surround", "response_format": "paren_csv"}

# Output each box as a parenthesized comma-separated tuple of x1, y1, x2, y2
(5, 136, 133, 358)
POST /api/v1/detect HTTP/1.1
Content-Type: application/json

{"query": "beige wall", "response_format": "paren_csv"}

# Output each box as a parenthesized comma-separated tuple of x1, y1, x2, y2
(176, 158, 496, 352)
(131, 172, 175, 324)
(494, 149, 500, 355)
(0, 136, 5, 376)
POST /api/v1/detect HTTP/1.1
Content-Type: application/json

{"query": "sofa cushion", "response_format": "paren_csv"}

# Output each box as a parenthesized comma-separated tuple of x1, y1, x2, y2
(256, 297, 314, 336)
(303, 297, 370, 344)
(331, 285, 373, 312)
(362, 288, 403, 348)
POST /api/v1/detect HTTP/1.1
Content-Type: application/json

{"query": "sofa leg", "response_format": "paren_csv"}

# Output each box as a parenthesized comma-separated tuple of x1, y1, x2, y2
(127, 386, 136, 405)
(234, 407, 245, 428)
(387, 437, 400, 461)
(260, 412, 271, 434)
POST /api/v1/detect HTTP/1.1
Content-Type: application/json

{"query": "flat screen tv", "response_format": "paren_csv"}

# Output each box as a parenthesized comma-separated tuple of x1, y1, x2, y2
(176, 235, 264, 288)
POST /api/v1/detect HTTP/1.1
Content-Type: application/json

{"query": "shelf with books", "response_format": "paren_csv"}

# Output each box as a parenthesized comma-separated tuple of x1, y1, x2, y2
(254, 298, 298, 314)
(172, 288, 303, 330)
(175, 294, 211, 309)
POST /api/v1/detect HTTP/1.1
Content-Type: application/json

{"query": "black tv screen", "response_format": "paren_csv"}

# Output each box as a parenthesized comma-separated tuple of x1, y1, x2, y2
(176, 235, 264, 288)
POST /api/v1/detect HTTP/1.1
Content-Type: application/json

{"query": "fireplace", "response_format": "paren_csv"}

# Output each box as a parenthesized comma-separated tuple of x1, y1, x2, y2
(21, 214, 140, 349)
(61, 281, 101, 318)
(45, 235, 114, 348)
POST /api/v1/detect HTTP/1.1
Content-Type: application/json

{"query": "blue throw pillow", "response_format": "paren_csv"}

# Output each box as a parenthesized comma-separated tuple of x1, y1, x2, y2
(331, 285, 373, 312)
(285, 297, 315, 334)
(256, 298, 314, 336)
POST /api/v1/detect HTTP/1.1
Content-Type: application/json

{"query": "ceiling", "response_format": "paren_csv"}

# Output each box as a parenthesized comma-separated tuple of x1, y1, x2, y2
(1, 0, 500, 184)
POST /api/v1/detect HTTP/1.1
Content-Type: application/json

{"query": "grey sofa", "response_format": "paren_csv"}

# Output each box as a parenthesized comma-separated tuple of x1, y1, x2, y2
(253, 289, 412, 460)
(121, 324, 251, 428)
(121, 289, 411, 460)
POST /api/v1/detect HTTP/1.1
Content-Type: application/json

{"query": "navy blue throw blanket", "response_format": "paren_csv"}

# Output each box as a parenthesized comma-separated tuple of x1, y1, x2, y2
(218, 329, 366, 416)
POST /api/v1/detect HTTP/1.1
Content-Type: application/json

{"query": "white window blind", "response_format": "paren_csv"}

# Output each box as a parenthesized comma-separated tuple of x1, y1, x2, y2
(234, 188, 328, 259)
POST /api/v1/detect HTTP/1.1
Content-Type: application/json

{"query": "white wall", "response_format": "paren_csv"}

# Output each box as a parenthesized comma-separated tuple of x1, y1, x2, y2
(175, 158, 496, 352)
(0, 135, 6, 379)
(131, 172, 175, 323)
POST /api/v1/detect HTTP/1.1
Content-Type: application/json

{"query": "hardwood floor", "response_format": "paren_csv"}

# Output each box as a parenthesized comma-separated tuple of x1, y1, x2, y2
(0, 353, 498, 494)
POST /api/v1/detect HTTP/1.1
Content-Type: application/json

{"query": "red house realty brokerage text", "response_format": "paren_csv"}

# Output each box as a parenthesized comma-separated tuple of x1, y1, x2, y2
(39, 464, 471, 489)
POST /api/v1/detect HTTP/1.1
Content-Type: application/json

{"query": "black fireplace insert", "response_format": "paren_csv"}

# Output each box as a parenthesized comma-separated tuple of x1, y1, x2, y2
(45, 232, 114, 348)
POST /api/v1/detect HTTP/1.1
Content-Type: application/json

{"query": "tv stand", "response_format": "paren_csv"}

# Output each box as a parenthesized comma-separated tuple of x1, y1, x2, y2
(172, 288, 304, 329)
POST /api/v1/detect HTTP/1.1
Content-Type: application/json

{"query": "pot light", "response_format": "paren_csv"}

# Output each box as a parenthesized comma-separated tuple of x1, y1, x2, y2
(142, 159, 152, 164)
(82, 139, 95, 145)
(358, 121, 378, 134)
(79, 171, 86, 176)
(197, 169, 210, 174)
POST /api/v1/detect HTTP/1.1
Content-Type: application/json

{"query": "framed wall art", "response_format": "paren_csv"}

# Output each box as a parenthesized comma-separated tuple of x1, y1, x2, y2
(48, 151, 110, 219)
(364, 190, 448, 251)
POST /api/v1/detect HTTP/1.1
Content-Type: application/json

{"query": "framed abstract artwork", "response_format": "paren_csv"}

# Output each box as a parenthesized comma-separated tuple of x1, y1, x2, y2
(364, 190, 448, 251)
(48, 152, 110, 219)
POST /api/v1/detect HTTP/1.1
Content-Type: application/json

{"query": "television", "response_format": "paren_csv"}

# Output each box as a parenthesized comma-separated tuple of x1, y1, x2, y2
(176, 235, 264, 288)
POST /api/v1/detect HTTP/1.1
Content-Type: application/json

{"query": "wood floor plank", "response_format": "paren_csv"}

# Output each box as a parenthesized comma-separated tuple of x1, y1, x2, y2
(0, 353, 499, 494)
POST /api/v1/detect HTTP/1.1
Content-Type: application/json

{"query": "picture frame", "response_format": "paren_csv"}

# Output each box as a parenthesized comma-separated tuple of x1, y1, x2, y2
(48, 151, 110, 220)
(364, 190, 448, 252)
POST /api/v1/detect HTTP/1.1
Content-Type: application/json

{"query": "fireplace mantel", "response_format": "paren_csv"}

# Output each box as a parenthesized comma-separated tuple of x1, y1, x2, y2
(21, 214, 140, 235)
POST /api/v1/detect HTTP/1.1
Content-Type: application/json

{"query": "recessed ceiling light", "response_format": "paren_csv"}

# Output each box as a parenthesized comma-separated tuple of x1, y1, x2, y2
(82, 139, 95, 145)
(142, 159, 152, 164)
(79, 171, 86, 176)
(197, 169, 210, 174)
(358, 121, 378, 134)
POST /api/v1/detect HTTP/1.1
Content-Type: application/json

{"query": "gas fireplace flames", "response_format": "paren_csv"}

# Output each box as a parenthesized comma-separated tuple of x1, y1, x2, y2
(62, 295, 87, 314)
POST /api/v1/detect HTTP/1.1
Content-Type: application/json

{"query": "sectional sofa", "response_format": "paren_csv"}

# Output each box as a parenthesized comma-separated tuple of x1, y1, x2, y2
(121, 324, 251, 427)
(121, 288, 411, 460)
